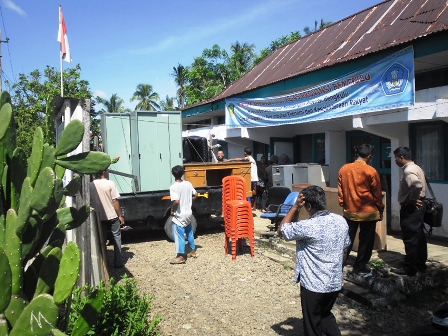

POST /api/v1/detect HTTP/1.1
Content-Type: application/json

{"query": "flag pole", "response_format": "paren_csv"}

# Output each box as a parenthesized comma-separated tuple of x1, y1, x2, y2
(59, 5, 63, 97)
(60, 50, 63, 97)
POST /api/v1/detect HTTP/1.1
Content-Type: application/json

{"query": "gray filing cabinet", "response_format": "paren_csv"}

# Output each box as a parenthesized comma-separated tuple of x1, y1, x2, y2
(271, 164, 329, 189)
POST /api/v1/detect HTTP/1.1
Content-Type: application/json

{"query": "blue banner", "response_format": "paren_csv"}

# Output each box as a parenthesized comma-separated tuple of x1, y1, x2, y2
(225, 46, 414, 127)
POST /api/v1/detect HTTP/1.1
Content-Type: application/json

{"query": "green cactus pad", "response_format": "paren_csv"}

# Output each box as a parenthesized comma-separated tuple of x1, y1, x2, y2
(53, 241, 81, 305)
(0, 102, 13, 141)
(34, 247, 62, 298)
(5, 209, 21, 296)
(56, 207, 77, 227)
(71, 288, 104, 336)
(31, 213, 57, 258)
(54, 154, 66, 179)
(5, 295, 28, 328)
(27, 127, 44, 187)
(0, 247, 12, 313)
(51, 329, 68, 336)
(63, 175, 81, 196)
(55, 119, 84, 157)
(10, 148, 28, 211)
(9, 294, 58, 336)
(66, 205, 90, 230)
(16, 177, 33, 237)
(29, 167, 55, 212)
(48, 222, 66, 248)
(55, 151, 111, 174)
(22, 214, 43, 263)
(0, 91, 11, 107)
(40, 144, 56, 172)
(28, 239, 62, 279)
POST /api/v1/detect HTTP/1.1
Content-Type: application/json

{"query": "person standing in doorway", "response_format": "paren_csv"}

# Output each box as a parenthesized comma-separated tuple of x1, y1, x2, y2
(338, 144, 384, 275)
(90, 169, 125, 269)
(169, 165, 198, 264)
(278, 185, 350, 336)
(393, 147, 427, 276)
(229, 147, 258, 210)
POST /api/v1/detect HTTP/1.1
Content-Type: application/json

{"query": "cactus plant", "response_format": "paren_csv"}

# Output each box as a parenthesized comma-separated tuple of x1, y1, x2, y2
(0, 91, 111, 334)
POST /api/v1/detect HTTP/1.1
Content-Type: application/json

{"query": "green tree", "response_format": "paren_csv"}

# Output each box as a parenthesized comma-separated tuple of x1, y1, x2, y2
(229, 41, 256, 80)
(6, 64, 94, 154)
(172, 64, 188, 108)
(253, 31, 301, 66)
(131, 84, 160, 111)
(97, 93, 130, 113)
(159, 95, 177, 111)
(304, 19, 332, 35)
(183, 44, 231, 105)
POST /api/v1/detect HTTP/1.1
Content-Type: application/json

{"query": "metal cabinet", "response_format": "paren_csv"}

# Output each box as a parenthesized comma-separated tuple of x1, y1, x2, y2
(270, 164, 329, 189)
(102, 111, 183, 193)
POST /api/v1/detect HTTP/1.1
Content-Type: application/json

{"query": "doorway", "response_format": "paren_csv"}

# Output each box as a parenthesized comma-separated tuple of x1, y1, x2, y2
(346, 131, 392, 227)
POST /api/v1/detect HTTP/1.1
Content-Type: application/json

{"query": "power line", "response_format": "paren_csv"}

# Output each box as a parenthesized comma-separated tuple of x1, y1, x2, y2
(0, 3, 16, 87)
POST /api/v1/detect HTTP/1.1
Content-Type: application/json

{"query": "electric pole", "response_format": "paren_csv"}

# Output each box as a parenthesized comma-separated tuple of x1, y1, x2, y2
(0, 30, 10, 92)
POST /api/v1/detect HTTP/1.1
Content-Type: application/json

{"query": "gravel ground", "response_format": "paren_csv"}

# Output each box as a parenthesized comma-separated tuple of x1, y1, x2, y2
(107, 224, 441, 336)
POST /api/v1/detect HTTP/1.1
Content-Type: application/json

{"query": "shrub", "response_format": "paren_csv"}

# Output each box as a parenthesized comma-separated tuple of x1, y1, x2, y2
(67, 275, 163, 335)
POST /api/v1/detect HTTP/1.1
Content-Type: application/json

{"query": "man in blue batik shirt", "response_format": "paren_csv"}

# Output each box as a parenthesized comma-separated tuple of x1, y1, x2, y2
(278, 185, 350, 336)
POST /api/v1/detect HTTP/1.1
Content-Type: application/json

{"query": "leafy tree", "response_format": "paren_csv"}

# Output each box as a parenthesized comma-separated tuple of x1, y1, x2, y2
(97, 93, 131, 113)
(159, 95, 177, 111)
(131, 84, 160, 111)
(172, 64, 187, 108)
(6, 64, 94, 154)
(253, 31, 301, 66)
(304, 19, 332, 35)
(229, 41, 256, 80)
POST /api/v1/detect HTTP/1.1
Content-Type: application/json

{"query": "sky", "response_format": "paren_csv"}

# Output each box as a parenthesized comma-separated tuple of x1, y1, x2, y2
(0, 0, 382, 110)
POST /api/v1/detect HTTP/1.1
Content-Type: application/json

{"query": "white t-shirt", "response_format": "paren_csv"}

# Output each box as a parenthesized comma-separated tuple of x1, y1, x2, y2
(170, 180, 197, 227)
(90, 179, 121, 221)
(246, 155, 258, 182)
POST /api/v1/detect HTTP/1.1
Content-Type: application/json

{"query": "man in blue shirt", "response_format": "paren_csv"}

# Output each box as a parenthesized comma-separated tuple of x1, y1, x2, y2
(278, 185, 350, 336)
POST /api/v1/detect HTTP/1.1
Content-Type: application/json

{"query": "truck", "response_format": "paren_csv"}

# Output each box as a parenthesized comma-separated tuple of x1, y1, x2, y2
(101, 111, 252, 239)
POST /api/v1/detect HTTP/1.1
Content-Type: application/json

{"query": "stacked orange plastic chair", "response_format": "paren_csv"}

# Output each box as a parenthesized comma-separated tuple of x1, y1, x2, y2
(222, 176, 255, 260)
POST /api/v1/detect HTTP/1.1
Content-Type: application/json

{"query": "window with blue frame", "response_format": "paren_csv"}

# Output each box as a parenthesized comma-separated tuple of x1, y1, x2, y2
(410, 121, 448, 182)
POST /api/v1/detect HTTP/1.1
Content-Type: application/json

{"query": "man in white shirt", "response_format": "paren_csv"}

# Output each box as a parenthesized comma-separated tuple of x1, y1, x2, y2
(229, 147, 258, 210)
(169, 165, 198, 264)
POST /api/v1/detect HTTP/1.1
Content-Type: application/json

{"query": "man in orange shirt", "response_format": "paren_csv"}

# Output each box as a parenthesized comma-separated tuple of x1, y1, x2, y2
(338, 144, 384, 275)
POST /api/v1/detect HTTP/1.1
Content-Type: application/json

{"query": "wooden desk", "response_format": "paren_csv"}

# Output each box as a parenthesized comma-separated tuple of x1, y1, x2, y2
(184, 162, 252, 197)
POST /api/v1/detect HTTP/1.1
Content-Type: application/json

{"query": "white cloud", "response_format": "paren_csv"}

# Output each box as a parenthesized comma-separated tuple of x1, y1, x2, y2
(128, 0, 297, 55)
(94, 90, 107, 98)
(3, 0, 26, 17)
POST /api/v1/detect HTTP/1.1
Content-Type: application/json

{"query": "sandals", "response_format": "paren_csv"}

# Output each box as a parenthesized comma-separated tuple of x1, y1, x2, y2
(169, 257, 186, 264)
(187, 251, 197, 258)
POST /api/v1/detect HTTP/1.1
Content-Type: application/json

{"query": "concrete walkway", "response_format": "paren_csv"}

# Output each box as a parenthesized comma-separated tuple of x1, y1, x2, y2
(251, 209, 448, 307)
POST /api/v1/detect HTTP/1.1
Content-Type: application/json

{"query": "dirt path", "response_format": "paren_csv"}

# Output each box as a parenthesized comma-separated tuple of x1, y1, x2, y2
(108, 227, 435, 336)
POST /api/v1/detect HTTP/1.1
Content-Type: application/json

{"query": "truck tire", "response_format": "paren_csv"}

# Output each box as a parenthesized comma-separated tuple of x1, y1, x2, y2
(164, 215, 197, 241)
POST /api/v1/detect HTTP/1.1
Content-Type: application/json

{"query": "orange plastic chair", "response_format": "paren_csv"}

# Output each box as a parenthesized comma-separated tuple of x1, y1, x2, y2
(222, 175, 255, 260)
(224, 200, 255, 260)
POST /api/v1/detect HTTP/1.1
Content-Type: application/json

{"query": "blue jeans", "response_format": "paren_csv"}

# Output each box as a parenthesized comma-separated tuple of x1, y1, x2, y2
(172, 223, 196, 255)
(102, 218, 122, 267)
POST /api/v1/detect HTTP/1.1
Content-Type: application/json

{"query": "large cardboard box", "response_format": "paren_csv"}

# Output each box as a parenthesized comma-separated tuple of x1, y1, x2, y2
(292, 184, 387, 251)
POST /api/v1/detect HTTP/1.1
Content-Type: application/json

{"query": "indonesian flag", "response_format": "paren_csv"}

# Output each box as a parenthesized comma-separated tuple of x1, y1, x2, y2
(58, 5, 71, 62)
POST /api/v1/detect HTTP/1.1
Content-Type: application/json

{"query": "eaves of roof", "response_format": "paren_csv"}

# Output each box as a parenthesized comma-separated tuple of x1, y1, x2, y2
(183, 0, 448, 112)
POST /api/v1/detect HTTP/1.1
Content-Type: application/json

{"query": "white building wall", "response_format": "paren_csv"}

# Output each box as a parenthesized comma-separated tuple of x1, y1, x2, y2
(325, 131, 346, 188)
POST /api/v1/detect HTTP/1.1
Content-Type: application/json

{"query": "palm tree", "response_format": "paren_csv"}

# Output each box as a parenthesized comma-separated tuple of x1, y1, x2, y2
(172, 64, 187, 108)
(131, 84, 160, 111)
(159, 95, 176, 111)
(97, 93, 130, 113)
(229, 41, 255, 79)
(304, 19, 332, 35)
